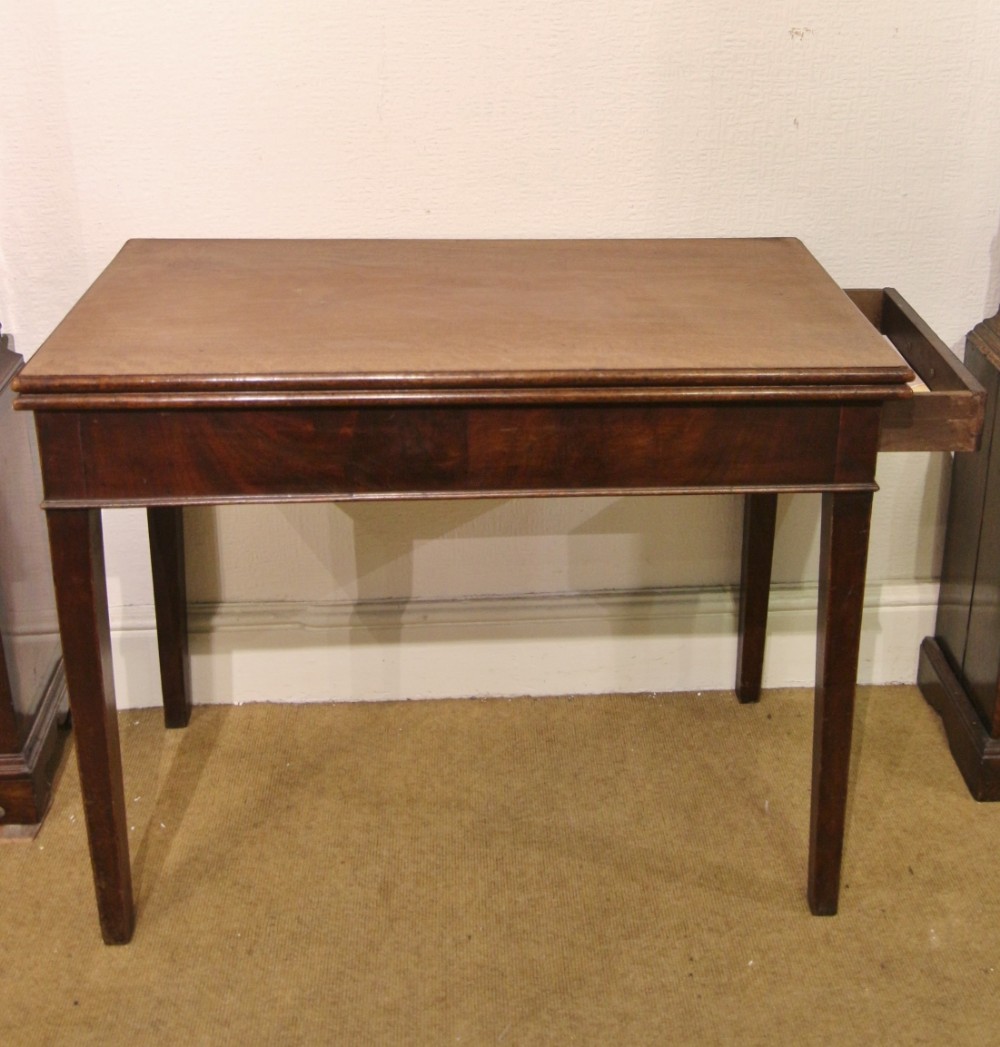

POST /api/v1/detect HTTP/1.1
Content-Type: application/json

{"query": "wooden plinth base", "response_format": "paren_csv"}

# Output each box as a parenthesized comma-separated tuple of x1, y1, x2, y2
(918, 637, 1000, 801)
(0, 660, 68, 826)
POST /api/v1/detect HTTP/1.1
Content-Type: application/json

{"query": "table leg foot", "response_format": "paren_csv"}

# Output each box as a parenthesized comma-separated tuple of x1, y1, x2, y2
(48, 509, 135, 944)
(807, 489, 873, 917)
(148, 507, 192, 729)
(736, 492, 777, 703)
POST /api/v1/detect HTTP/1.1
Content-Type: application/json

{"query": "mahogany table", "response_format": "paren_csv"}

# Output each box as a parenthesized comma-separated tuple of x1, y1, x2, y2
(14, 238, 983, 943)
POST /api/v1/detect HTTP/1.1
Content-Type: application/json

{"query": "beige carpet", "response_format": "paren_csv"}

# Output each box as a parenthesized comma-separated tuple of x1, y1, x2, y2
(2, 686, 999, 1045)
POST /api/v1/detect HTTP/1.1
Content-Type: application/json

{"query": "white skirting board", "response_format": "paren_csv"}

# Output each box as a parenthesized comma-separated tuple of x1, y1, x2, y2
(105, 581, 940, 709)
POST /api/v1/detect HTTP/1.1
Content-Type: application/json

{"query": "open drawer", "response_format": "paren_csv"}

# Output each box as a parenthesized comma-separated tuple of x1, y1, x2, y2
(846, 288, 985, 452)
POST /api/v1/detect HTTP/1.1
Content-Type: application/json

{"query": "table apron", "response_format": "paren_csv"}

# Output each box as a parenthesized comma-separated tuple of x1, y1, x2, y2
(34, 401, 882, 507)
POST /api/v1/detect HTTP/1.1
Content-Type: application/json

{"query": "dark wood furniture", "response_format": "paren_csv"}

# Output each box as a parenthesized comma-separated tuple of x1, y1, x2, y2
(0, 331, 66, 829)
(919, 306, 1000, 798)
(13, 238, 983, 943)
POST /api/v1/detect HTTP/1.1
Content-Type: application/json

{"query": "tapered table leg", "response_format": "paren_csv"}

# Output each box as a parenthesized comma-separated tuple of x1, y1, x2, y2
(47, 509, 134, 944)
(736, 492, 778, 703)
(808, 489, 873, 916)
(148, 507, 192, 729)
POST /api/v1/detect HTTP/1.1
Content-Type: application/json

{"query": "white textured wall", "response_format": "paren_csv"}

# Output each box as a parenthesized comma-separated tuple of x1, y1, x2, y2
(2, 2, 999, 705)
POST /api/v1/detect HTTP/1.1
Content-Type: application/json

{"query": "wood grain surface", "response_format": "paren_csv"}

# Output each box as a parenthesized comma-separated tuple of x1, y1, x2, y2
(16, 238, 912, 395)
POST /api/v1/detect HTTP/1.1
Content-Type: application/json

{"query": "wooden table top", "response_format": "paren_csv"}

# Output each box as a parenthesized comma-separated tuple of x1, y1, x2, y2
(17, 238, 912, 397)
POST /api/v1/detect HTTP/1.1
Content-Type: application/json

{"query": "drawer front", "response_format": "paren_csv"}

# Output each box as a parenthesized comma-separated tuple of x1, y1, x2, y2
(34, 400, 879, 507)
(847, 289, 985, 453)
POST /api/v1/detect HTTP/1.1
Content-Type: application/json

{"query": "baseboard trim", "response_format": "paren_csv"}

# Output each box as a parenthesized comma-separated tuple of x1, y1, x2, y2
(106, 580, 941, 708)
